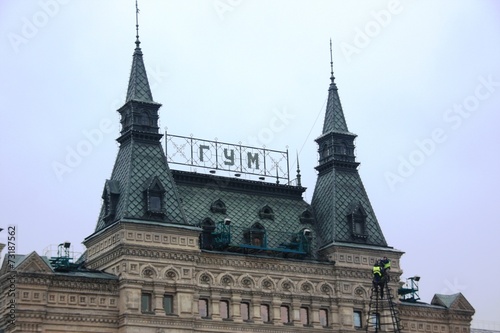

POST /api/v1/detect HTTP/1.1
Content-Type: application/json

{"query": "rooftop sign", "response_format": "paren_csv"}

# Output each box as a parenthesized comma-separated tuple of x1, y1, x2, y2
(165, 132, 290, 182)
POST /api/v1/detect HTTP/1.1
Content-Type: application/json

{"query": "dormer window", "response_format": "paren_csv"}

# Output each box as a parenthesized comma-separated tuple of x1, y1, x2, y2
(200, 218, 216, 250)
(258, 205, 274, 220)
(210, 199, 227, 214)
(300, 208, 315, 224)
(149, 194, 161, 212)
(144, 176, 166, 217)
(348, 203, 368, 240)
(245, 223, 266, 247)
(102, 180, 120, 224)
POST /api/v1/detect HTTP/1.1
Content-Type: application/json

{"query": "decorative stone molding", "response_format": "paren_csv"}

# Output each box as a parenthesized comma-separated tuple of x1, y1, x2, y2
(238, 275, 255, 288)
(319, 282, 334, 295)
(141, 265, 157, 279)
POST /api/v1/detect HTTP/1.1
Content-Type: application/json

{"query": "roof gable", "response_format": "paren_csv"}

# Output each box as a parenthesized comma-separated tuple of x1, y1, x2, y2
(431, 293, 475, 312)
(14, 251, 54, 273)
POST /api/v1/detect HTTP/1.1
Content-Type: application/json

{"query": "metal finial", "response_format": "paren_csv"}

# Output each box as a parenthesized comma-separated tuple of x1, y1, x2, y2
(135, 0, 141, 47)
(329, 38, 334, 81)
(296, 152, 302, 187)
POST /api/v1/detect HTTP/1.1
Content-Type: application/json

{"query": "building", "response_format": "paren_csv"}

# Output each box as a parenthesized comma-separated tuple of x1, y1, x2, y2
(0, 17, 474, 333)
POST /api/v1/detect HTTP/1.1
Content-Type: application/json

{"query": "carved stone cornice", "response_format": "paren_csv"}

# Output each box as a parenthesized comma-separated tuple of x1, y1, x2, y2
(11, 272, 118, 293)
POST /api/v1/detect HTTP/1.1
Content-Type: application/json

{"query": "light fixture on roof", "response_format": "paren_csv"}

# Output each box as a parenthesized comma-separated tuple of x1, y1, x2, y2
(224, 218, 231, 225)
(209, 170, 216, 174)
(234, 173, 241, 177)
(259, 176, 265, 181)
(63, 241, 71, 249)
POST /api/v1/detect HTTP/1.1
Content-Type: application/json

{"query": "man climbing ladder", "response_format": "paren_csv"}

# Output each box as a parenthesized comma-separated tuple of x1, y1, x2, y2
(367, 257, 402, 333)
(372, 260, 385, 299)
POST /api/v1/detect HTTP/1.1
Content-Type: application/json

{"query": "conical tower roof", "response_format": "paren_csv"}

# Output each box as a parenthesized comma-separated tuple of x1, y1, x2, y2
(92, 27, 188, 234)
(311, 43, 388, 248)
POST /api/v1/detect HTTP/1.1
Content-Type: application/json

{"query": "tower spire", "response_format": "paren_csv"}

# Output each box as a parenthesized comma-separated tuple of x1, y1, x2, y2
(135, 0, 140, 48)
(124, 0, 154, 103)
(311, 40, 388, 249)
(329, 38, 334, 83)
(321, 39, 347, 134)
(296, 152, 302, 187)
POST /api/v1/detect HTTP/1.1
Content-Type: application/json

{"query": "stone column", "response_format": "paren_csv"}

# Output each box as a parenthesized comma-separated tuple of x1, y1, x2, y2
(232, 293, 242, 322)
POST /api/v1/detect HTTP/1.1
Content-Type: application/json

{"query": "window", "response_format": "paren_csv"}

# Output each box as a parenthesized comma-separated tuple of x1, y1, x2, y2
(370, 313, 380, 329)
(300, 209, 315, 223)
(353, 310, 362, 328)
(300, 307, 310, 325)
(163, 295, 173, 314)
(245, 223, 266, 247)
(220, 300, 229, 319)
(241, 302, 250, 321)
(144, 177, 166, 216)
(210, 199, 227, 213)
(141, 293, 152, 313)
(259, 205, 274, 220)
(319, 309, 329, 327)
(102, 180, 120, 223)
(348, 205, 368, 239)
(261, 304, 270, 323)
(280, 305, 291, 324)
(200, 218, 216, 250)
(150, 194, 161, 211)
(199, 299, 209, 318)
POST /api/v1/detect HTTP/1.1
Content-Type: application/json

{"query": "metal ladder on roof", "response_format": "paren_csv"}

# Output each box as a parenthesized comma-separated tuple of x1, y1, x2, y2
(366, 276, 402, 333)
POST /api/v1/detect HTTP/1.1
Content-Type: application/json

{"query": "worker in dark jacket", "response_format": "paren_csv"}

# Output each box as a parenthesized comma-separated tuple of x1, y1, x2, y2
(372, 260, 385, 299)
(380, 256, 391, 281)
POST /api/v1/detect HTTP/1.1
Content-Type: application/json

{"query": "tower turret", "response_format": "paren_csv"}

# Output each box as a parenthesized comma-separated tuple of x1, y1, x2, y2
(311, 42, 388, 249)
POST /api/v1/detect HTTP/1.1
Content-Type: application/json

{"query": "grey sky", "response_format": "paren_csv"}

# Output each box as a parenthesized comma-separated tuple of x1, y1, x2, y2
(1, 0, 499, 326)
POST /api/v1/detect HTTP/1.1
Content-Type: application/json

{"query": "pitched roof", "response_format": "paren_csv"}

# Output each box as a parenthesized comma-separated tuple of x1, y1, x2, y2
(312, 168, 388, 247)
(92, 40, 188, 233)
(126, 43, 155, 103)
(172, 171, 318, 257)
(94, 140, 188, 231)
(431, 293, 475, 312)
(322, 75, 349, 134)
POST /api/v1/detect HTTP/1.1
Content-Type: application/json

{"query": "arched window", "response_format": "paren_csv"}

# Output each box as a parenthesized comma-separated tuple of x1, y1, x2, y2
(200, 218, 216, 250)
(300, 208, 314, 224)
(143, 177, 166, 218)
(210, 199, 227, 214)
(245, 223, 266, 247)
(348, 203, 368, 240)
(102, 180, 120, 224)
(259, 205, 274, 220)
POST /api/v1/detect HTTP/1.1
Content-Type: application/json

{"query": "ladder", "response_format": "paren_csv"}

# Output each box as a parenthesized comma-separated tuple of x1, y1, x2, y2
(366, 278, 402, 333)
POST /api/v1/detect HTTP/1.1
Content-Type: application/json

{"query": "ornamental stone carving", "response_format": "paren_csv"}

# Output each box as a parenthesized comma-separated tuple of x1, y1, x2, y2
(142, 267, 155, 279)
(165, 269, 177, 280)
(262, 279, 273, 290)
(200, 273, 211, 285)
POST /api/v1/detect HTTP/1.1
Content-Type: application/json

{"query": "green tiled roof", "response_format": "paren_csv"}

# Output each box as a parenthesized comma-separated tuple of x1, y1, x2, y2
(312, 168, 387, 247)
(173, 171, 318, 257)
(322, 78, 349, 134)
(93, 41, 187, 233)
(312, 71, 388, 249)
(95, 141, 188, 231)
(126, 43, 154, 103)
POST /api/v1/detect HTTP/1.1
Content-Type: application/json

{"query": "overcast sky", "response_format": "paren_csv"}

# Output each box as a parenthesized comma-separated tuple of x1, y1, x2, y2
(1, 0, 499, 326)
